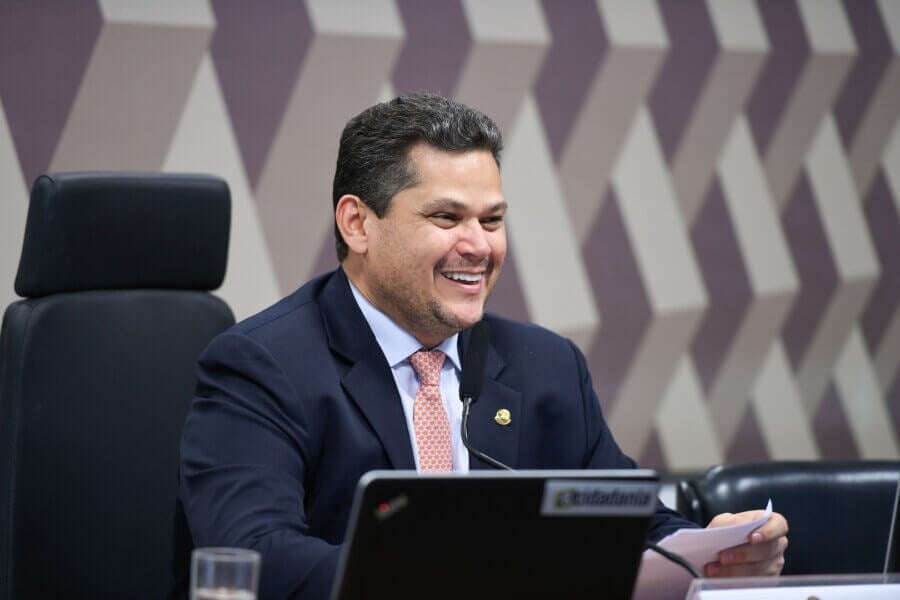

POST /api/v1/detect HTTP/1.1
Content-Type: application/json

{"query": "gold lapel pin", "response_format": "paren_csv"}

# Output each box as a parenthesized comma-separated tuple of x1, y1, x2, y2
(494, 408, 511, 426)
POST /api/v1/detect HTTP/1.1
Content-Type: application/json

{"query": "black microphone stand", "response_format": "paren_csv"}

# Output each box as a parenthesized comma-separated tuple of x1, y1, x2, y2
(460, 394, 512, 471)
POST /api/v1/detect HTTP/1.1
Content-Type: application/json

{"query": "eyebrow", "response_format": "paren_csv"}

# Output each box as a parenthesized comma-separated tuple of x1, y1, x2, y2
(422, 198, 508, 213)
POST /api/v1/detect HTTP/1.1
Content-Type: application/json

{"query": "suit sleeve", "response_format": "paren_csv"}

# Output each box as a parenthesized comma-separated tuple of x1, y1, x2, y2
(568, 339, 699, 541)
(179, 331, 340, 600)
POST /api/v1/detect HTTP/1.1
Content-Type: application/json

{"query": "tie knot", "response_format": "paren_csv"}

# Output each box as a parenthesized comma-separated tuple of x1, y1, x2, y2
(409, 350, 445, 386)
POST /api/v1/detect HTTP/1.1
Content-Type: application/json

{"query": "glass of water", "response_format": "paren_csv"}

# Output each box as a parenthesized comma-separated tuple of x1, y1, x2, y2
(190, 547, 261, 600)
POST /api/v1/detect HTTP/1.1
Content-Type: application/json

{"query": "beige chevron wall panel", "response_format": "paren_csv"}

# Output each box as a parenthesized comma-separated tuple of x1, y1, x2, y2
(0, 98, 27, 311)
(763, 0, 856, 210)
(255, 0, 404, 292)
(606, 107, 707, 457)
(847, 0, 900, 197)
(670, 0, 768, 225)
(456, 0, 549, 135)
(1, 0, 898, 472)
(51, 17, 212, 172)
(706, 116, 798, 447)
(163, 55, 281, 320)
(835, 328, 899, 458)
(797, 116, 879, 415)
(504, 97, 600, 349)
(656, 356, 724, 471)
(98, 0, 214, 26)
(559, 0, 668, 244)
(873, 121, 900, 396)
(752, 341, 820, 460)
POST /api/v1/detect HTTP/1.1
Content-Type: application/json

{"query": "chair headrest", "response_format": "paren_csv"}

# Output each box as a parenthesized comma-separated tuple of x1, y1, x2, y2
(14, 172, 231, 297)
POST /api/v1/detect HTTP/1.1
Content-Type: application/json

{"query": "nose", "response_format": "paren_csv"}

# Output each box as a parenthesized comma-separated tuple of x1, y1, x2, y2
(457, 219, 492, 259)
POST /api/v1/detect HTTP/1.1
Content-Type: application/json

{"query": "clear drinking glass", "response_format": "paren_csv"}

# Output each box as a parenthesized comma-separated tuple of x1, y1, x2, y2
(190, 547, 261, 600)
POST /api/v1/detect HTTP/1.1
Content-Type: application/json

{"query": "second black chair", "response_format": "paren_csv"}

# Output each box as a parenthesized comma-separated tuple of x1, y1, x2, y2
(676, 460, 900, 575)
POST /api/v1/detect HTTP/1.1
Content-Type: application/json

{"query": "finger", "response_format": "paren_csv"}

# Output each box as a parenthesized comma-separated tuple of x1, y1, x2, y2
(705, 552, 785, 578)
(750, 512, 789, 543)
(719, 537, 786, 566)
(706, 512, 737, 528)
(707, 509, 767, 529)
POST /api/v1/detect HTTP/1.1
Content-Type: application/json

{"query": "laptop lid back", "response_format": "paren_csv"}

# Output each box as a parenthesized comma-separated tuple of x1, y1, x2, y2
(331, 469, 659, 600)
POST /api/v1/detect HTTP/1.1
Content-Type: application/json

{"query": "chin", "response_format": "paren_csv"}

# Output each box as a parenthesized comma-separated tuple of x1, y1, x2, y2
(433, 296, 488, 332)
(452, 308, 485, 330)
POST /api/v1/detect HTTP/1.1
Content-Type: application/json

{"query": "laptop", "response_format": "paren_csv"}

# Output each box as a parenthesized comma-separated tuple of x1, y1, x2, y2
(885, 476, 900, 574)
(330, 469, 659, 600)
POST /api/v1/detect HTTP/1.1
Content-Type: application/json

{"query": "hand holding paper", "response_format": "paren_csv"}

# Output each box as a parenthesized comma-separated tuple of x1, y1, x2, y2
(634, 500, 788, 600)
(703, 500, 788, 578)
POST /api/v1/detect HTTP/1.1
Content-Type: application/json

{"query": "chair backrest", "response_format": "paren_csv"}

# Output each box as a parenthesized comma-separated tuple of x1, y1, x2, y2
(0, 172, 236, 600)
(676, 460, 900, 576)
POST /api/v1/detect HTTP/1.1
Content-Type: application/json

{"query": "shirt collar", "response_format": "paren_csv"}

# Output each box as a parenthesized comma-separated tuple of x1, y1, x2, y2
(348, 278, 461, 371)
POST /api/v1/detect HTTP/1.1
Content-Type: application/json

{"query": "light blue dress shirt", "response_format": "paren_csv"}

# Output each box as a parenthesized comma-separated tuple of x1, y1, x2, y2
(349, 280, 470, 472)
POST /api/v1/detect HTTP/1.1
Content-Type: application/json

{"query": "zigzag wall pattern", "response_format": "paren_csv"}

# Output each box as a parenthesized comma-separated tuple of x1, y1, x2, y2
(1, 0, 898, 472)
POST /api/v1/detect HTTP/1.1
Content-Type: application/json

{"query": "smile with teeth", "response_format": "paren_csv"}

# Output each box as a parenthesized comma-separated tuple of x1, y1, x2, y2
(443, 271, 483, 284)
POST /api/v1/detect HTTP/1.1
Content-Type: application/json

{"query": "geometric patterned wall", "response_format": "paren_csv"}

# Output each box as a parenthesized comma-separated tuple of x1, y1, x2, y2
(1, 0, 898, 472)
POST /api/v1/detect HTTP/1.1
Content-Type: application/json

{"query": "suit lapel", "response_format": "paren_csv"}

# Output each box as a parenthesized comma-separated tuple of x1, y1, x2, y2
(458, 325, 522, 470)
(319, 269, 416, 469)
(321, 273, 521, 472)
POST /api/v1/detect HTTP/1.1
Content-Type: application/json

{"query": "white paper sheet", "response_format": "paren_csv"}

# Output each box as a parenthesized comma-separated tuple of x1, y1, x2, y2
(632, 500, 773, 600)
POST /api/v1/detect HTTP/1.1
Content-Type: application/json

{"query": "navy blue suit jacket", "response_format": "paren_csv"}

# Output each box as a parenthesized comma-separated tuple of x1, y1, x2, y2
(178, 268, 696, 599)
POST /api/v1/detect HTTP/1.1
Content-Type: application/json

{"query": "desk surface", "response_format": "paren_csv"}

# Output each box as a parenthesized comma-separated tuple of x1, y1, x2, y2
(687, 573, 900, 599)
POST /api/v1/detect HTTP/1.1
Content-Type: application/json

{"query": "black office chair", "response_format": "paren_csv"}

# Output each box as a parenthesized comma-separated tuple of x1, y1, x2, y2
(676, 460, 900, 575)
(0, 172, 235, 599)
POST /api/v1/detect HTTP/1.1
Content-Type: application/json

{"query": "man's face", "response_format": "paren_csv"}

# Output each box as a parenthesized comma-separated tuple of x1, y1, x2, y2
(359, 142, 507, 347)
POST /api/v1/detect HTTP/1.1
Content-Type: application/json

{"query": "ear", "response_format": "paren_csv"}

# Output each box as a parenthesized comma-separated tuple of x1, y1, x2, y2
(335, 194, 370, 256)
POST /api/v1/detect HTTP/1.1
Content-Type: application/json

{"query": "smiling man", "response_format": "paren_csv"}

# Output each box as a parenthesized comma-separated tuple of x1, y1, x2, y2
(337, 141, 506, 348)
(176, 93, 787, 600)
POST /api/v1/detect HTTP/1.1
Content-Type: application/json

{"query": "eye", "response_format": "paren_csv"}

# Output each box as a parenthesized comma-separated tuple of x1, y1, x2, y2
(430, 213, 460, 227)
(480, 215, 504, 230)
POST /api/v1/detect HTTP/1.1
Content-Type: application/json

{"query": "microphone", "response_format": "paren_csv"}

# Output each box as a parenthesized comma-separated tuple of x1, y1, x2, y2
(459, 319, 490, 403)
(459, 320, 511, 470)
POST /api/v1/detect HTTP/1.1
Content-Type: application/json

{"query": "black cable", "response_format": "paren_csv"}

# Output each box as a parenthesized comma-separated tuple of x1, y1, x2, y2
(645, 542, 702, 579)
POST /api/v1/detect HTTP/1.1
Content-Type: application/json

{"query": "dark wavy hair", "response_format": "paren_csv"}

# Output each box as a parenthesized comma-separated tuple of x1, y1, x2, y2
(332, 92, 503, 261)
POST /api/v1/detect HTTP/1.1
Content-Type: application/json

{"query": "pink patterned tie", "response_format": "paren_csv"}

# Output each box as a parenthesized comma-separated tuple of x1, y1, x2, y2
(409, 350, 453, 472)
